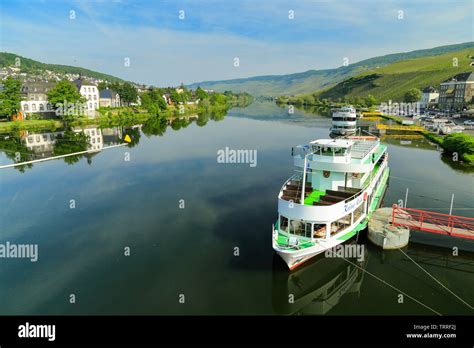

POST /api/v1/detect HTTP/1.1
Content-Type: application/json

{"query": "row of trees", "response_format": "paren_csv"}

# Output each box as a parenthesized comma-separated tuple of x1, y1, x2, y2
(277, 87, 424, 109)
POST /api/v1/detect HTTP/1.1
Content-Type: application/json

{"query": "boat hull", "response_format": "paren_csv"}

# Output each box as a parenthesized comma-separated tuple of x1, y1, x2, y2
(273, 225, 361, 270)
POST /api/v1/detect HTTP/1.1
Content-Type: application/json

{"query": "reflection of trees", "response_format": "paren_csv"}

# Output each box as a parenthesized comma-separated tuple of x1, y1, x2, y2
(123, 127, 141, 148)
(196, 112, 209, 127)
(0, 134, 33, 173)
(142, 116, 168, 136)
(440, 153, 474, 173)
(53, 130, 89, 165)
(170, 117, 193, 131)
(209, 109, 226, 121)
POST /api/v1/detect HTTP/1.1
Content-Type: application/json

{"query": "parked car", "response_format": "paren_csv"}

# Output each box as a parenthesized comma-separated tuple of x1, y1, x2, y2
(451, 114, 461, 118)
(463, 120, 474, 126)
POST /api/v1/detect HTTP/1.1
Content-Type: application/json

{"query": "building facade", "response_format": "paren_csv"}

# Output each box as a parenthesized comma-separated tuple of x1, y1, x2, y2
(419, 86, 439, 109)
(438, 72, 474, 111)
(73, 79, 100, 116)
(20, 82, 57, 116)
(99, 89, 121, 107)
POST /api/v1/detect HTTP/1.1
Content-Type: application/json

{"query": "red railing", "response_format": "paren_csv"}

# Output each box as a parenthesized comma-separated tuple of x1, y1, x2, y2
(391, 204, 474, 240)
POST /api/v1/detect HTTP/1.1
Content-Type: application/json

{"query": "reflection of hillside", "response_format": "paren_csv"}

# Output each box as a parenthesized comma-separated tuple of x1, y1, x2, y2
(272, 244, 368, 315)
(228, 101, 332, 130)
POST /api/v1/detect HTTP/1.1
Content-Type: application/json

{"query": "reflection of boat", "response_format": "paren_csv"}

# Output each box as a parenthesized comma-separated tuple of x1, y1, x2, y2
(330, 106, 357, 136)
(273, 136, 389, 269)
(272, 242, 368, 315)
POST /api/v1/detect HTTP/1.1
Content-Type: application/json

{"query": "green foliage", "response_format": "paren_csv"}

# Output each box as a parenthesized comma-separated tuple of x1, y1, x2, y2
(365, 94, 378, 107)
(112, 82, 138, 106)
(316, 48, 474, 102)
(210, 93, 227, 105)
(195, 87, 208, 100)
(53, 130, 90, 165)
(404, 88, 422, 102)
(46, 80, 85, 119)
(142, 115, 168, 136)
(443, 133, 474, 156)
(0, 134, 33, 172)
(0, 76, 22, 119)
(141, 88, 167, 114)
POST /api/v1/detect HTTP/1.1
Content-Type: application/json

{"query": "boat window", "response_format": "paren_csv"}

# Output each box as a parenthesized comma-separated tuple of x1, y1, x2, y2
(289, 219, 313, 238)
(331, 213, 351, 235)
(279, 216, 288, 232)
(290, 220, 304, 236)
(313, 223, 326, 238)
(333, 147, 346, 156)
(321, 147, 332, 156)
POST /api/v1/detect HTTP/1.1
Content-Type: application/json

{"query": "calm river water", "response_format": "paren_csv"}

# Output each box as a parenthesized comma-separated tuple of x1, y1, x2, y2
(0, 102, 473, 315)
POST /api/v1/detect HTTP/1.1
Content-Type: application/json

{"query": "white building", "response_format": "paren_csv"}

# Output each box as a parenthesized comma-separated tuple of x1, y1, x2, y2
(75, 127, 103, 151)
(24, 131, 63, 156)
(20, 82, 56, 116)
(419, 86, 439, 109)
(73, 78, 100, 116)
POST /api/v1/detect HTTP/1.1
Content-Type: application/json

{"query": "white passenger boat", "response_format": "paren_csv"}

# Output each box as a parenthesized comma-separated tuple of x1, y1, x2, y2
(330, 106, 357, 135)
(273, 136, 390, 270)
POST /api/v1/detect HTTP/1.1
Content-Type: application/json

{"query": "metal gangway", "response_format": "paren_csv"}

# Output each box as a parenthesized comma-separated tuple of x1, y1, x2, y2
(391, 204, 474, 240)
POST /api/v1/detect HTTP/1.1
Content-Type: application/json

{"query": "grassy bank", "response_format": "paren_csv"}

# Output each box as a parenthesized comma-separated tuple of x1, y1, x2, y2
(0, 102, 230, 133)
(0, 119, 62, 133)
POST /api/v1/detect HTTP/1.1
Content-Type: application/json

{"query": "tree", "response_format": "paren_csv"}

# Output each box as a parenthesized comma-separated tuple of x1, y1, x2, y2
(210, 93, 227, 105)
(119, 83, 138, 106)
(404, 88, 422, 103)
(195, 86, 208, 100)
(141, 88, 167, 114)
(97, 81, 109, 91)
(303, 94, 315, 105)
(365, 94, 378, 107)
(46, 80, 85, 119)
(0, 76, 22, 120)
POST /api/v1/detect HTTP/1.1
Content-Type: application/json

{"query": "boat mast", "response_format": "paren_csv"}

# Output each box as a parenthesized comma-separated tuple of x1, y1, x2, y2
(301, 155, 308, 203)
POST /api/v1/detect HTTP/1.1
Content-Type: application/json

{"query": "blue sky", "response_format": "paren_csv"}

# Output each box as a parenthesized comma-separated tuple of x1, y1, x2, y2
(0, 0, 473, 86)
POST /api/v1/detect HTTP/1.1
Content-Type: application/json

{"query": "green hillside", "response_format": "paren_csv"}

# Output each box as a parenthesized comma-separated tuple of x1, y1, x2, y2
(0, 52, 125, 83)
(188, 42, 474, 96)
(316, 48, 474, 102)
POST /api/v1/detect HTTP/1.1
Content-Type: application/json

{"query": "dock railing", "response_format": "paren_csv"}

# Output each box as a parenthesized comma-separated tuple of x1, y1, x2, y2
(391, 204, 474, 239)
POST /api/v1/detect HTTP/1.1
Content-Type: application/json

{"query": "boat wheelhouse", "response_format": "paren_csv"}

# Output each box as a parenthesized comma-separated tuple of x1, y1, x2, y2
(273, 136, 389, 270)
(331, 106, 357, 136)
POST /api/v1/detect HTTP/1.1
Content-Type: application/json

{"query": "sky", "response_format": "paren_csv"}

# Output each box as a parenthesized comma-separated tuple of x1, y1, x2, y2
(0, 0, 473, 86)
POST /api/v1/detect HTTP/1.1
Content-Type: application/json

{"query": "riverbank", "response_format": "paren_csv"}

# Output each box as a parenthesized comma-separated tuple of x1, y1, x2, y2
(379, 114, 474, 165)
(0, 102, 231, 133)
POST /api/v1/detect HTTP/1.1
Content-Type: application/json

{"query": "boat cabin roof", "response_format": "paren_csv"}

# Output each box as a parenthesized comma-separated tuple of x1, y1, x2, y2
(351, 140, 379, 159)
(310, 139, 353, 148)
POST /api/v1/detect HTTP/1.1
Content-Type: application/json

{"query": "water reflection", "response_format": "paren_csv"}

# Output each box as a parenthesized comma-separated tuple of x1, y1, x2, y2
(0, 111, 226, 171)
(272, 241, 368, 315)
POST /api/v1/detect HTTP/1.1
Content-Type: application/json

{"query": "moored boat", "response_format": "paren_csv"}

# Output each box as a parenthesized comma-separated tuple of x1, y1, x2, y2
(330, 106, 357, 136)
(273, 136, 390, 270)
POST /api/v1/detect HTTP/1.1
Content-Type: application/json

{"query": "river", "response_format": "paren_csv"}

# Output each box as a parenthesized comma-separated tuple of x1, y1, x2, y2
(0, 101, 473, 315)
